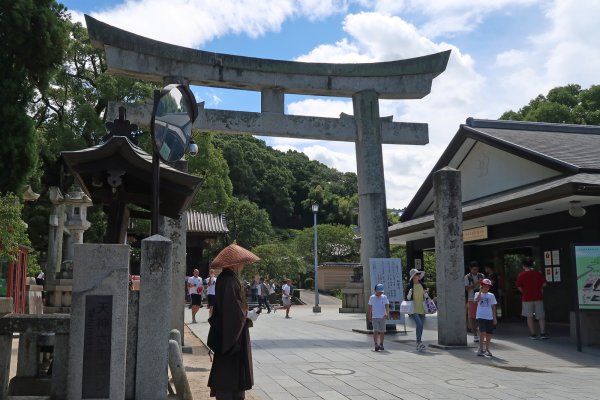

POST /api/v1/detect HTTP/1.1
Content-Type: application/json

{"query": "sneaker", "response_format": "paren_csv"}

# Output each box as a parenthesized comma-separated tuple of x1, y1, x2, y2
(379, 345, 384, 351)
(484, 350, 493, 357)
(529, 334, 538, 340)
(285, 315, 291, 319)
(539, 333, 549, 340)
(375, 345, 381, 352)
(477, 349, 485, 356)
(473, 335, 479, 343)
(418, 343, 426, 352)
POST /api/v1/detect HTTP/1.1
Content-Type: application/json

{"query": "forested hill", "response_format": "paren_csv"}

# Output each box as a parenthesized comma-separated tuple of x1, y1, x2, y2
(210, 134, 358, 230)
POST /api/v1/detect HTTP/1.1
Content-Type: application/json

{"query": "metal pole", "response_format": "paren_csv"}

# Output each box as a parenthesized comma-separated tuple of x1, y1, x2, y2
(313, 211, 320, 312)
(151, 150, 160, 235)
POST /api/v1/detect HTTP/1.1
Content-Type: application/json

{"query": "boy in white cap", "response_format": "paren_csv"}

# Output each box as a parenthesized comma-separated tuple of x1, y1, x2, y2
(368, 283, 389, 351)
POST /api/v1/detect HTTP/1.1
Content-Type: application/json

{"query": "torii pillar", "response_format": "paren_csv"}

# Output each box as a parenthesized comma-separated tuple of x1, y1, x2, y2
(85, 16, 450, 325)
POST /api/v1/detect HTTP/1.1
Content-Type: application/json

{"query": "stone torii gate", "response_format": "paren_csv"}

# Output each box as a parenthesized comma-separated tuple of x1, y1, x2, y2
(86, 16, 450, 322)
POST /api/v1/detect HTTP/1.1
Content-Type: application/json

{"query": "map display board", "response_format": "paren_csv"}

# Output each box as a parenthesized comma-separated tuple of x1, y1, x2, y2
(573, 245, 600, 310)
(369, 258, 405, 324)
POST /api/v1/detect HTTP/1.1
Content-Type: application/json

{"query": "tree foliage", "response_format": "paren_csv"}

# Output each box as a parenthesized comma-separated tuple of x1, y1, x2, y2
(0, 0, 68, 192)
(292, 223, 359, 264)
(187, 132, 233, 213)
(224, 197, 273, 249)
(212, 134, 358, 229)
(242, 242, 305, 283)
(500, 84, 600, 125)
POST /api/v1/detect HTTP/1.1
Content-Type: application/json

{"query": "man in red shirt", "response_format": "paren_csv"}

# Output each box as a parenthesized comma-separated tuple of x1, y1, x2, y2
(516, 257, 548, 339)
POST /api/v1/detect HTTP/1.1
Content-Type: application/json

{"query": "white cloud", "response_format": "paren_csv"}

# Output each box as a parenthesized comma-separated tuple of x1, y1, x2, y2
(287, 12, 485, 207)
(78, 0, 346, 48)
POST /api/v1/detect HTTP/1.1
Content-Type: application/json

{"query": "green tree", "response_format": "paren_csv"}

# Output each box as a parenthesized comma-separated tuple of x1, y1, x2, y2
(242, 242, 305, 282)
(500, 84, 600, 125)
(187, 132, 233, 213)
(224, 198, 273, 249)
(292, 223, 359, 264)
(0, 193, 41, 275)
(0, 0, 68, 192)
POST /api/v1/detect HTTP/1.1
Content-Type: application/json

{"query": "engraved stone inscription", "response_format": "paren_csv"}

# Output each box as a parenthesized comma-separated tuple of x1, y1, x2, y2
(82, 295, 113, 398)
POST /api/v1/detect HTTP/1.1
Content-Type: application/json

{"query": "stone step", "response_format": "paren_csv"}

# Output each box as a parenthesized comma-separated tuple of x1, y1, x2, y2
(8, 397, 51, 400)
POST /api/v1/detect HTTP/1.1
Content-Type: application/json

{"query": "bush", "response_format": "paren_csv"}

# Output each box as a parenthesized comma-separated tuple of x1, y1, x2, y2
(304, 277, 314, 289)
(330, 288, 342, 300)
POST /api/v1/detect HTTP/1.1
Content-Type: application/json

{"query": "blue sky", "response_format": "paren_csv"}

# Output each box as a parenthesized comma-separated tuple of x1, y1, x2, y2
(61, 0, 600, 209)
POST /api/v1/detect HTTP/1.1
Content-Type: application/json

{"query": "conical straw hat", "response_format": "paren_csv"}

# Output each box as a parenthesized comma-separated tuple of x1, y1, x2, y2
(210, 242, 260, 269)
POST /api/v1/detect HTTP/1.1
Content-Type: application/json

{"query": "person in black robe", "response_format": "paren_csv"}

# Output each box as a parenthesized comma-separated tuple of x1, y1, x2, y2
(207, 264, 253, 399)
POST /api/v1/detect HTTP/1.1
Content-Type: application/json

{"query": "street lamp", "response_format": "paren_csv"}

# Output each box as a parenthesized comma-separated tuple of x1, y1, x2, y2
(312, 203, 321, 313)
(150, 83, 198, 235)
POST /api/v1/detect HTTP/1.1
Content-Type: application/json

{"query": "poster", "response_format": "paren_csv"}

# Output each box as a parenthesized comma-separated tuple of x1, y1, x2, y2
(552, 250, 560, 266)
(553, 267, 561, 282)
(545, 267, 553, 283)
(369, 258, 405, 324)
(544, 251, 552, 266)
(573, 246, 600, 309)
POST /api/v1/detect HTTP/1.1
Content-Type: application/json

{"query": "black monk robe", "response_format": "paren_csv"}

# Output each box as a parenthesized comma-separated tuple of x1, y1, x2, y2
(207, 268, 253, 396)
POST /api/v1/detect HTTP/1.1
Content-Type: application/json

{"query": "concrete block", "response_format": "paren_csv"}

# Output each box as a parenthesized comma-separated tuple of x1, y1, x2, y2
(0, 299, 13, 316)
(68, 244, 129, 400)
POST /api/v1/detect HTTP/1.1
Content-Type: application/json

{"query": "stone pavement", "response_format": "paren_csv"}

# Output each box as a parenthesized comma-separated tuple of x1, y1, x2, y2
(187, 294, 600, 400)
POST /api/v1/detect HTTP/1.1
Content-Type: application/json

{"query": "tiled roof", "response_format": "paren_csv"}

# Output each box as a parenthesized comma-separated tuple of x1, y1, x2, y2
(470, 122, 600, 170)
(187, 210, 229, 234)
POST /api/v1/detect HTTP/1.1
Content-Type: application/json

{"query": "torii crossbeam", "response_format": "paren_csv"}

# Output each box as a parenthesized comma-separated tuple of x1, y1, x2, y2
(86, 15, 450, 321)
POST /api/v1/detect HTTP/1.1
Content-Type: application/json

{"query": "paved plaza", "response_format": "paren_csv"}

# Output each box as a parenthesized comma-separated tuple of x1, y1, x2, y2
(186, 293, 600, 400)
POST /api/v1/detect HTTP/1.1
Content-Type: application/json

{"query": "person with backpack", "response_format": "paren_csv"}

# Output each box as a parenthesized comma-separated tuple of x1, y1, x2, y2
(464, 261, 485, 343)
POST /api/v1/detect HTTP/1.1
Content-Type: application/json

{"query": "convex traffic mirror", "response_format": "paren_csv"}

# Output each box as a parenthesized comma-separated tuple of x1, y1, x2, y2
(151, 84, 198, 163)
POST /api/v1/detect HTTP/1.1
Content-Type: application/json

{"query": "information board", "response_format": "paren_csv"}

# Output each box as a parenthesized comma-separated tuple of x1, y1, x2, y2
(573, 246, 600, 310)
(369, 258, 404, 324)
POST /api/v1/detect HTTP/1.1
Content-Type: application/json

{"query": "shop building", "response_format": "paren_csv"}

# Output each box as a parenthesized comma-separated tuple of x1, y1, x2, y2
(389, 118, 600, 344)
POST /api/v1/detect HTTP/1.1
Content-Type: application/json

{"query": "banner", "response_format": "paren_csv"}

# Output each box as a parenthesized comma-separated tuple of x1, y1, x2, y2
(573, 245, 600, 310)
(369, 258, 404, 324)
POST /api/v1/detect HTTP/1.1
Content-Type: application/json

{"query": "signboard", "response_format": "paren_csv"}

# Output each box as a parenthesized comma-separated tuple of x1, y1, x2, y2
(369, 258, 404, 324)
(463, 226, 488, 242)
(545, 267, 553, 283)
(553, 267, 561, 282)
(573, 246, 600, 310)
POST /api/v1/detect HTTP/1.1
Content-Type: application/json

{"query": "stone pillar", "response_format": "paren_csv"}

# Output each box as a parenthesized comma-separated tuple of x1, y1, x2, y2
(136, 235, 172, 400)
(433, 167, 467, 347)
(125, 291, 139, 400)
(47, 187, 66, 283)
(0, 334, 12, 400)
(353, 90, 390, 314)
(16, 333, 38, 377)
(51, 333, 69, 400)
(159, 211, 186, 347)
(68, 244, 129, 400)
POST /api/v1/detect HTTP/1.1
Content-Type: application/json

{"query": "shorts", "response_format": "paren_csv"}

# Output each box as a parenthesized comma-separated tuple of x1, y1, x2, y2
(521, 300, 545, 319)
(467, 301, 478, 318)
(207, 294, 216, 307)
(477, 318, 496, 334)
(282, 296, 291, 306)
(191, 294, 202, 306)
(372, 318, 386, 332)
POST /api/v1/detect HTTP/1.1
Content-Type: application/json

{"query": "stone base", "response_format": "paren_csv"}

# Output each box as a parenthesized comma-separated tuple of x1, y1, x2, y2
(351, 328, 407, 335)
(0, 298, 13, 315)
(339, 307, 363, 313)
(312, 305, 321, 313)
(570, 310, 600, 346)
(429, 343, 471, 350)
(8, 377, 51, 396)
(42, 306, 70, 314)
